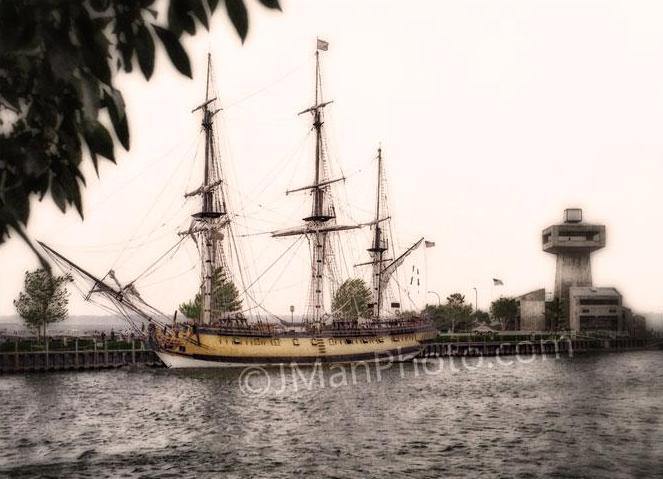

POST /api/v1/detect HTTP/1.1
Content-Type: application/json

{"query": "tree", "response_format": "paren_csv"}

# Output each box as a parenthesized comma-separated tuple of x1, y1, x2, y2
(0, 0, 281, 263)
(179, 267, 242, 320)
(490, 296, 519, 331)
(14, 268, 72, 340)
(424, 292, 474, 332)
(332, 278, 372, 321)
(474, 309, 490, 325)
(545, 297, 567, 331)
(446, 293, 466, 307)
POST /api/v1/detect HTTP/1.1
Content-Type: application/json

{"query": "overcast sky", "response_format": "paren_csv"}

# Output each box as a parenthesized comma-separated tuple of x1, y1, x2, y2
(2, 0, 663, 319)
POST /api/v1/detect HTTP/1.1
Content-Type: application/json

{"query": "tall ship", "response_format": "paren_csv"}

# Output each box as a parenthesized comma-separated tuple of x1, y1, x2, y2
(41, 43, 437, 368)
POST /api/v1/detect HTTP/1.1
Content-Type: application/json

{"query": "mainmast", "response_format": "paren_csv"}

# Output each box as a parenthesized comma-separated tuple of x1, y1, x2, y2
(302, 46, 333, 324)
(272, 39, 359, 325)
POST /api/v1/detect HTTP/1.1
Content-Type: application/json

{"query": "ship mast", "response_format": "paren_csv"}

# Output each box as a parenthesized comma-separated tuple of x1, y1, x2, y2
(189, 54, 225, 325)
(357, 147, 425, 318)
(368, 147, 388, 319)
(303, 48, 333, 324)
(272, 40, 359, 326)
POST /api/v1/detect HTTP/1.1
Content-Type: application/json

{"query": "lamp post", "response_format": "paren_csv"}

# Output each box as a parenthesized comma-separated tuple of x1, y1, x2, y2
(426, 290, 444, 331)
(427, 291, 441, 306)
(473, 287, 478, 319)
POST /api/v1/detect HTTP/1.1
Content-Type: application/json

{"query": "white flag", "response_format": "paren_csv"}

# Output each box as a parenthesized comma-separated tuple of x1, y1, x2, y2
(317, 38, 329, 51)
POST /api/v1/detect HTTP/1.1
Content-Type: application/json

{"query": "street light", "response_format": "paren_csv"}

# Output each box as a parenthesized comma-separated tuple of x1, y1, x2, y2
(427, 291, 441, 306)
(426, 290, 448, 331)
(473, 287, 478, 318)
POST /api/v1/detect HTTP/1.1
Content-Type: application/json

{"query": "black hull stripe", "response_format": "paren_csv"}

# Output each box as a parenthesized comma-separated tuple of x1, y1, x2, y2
(164, 347, 422, 364)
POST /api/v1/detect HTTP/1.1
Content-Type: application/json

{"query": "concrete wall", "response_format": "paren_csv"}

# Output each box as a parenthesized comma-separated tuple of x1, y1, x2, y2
(518, 289, 546, 331)
(568, 287, 622, 333)
(542, 216, 605, 309)
(554, 253, 593, 302)
(520, 300, 545, 331)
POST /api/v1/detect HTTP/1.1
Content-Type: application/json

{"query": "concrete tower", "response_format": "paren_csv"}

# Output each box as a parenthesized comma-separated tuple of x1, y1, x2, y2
(542, 208, 605, 303)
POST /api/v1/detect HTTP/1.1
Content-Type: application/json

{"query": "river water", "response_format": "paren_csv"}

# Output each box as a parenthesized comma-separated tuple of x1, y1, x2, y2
(0, 351, 661, 478)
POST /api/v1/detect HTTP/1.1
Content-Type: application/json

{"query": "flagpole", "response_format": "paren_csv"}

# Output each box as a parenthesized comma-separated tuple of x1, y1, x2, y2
(424, 244, 429, 305)
(473, 287, 478, 319)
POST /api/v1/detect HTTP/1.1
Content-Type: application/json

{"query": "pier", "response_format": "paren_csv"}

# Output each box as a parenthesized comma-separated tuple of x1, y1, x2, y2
(417, 336, 656, 359)
(0, 336, 162, 374)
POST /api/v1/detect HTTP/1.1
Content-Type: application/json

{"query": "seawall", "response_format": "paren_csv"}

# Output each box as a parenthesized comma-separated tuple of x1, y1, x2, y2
(417, 337, 656, 359)
(0, 337, 162, 373)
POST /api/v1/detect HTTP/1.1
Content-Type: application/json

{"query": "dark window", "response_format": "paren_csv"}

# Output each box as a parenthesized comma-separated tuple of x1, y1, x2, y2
(579, 299, 619, 306)
(579, 315, 617, 330)
(558, 229, 600, 241)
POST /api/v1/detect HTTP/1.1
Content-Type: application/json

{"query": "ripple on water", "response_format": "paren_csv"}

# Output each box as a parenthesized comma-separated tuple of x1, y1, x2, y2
(0, 352, 662, 478)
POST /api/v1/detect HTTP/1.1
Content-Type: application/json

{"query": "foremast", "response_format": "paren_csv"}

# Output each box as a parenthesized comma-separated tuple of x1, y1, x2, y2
(186, 54, 229, 325)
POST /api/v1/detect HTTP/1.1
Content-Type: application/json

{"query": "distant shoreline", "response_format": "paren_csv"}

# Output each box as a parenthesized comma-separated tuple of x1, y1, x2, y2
(0, 315, 127, 335)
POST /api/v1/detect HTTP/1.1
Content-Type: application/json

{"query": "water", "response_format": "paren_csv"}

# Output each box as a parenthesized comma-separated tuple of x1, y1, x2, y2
(0, 351, 662, 478)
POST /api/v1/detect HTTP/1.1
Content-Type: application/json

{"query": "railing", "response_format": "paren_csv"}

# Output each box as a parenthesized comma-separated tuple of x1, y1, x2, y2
(193, 321, 435, 339)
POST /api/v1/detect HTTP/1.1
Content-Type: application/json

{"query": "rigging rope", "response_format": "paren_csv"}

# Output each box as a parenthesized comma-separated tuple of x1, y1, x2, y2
(238, 235, 304, 301)
(128, 236, 188, 286)
(223, 60, 308, 110)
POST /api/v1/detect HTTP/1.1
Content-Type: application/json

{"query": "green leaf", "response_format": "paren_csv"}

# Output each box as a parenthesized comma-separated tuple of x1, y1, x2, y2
(89, 0, 110, 12)
(72, 184, 83, 217)
(168, 0, 196, 37)
(152, 25, 192, 77)
(0, 90, 20, 111)
(76, 10, 112, 85)
(3, 182, 30, 224)
(225, 0, 248, 41)
(90, 152, 99, 175)
(23, 148, 49, 176)
(84, 121, 115, 165)
(189, 0, 209, 30)
(56, 166, 84, 219)
(50, 179, 67, 212)
(257, 0, 281, 10)
(135, 24, 155, 80)
(103, 89, 130, 150)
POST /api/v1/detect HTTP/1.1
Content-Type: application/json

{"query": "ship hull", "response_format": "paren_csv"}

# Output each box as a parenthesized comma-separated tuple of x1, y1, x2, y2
(156, 347, 420, 368)
(155, 329, 435, 369)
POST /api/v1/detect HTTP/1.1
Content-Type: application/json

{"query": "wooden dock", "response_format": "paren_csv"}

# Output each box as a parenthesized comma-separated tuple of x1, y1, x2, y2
(417, 337, 655, 359)
(0, 339, 163, 374)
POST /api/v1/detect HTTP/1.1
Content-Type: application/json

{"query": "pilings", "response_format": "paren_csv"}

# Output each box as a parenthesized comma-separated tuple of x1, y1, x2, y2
(0, 339, 162, 374)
